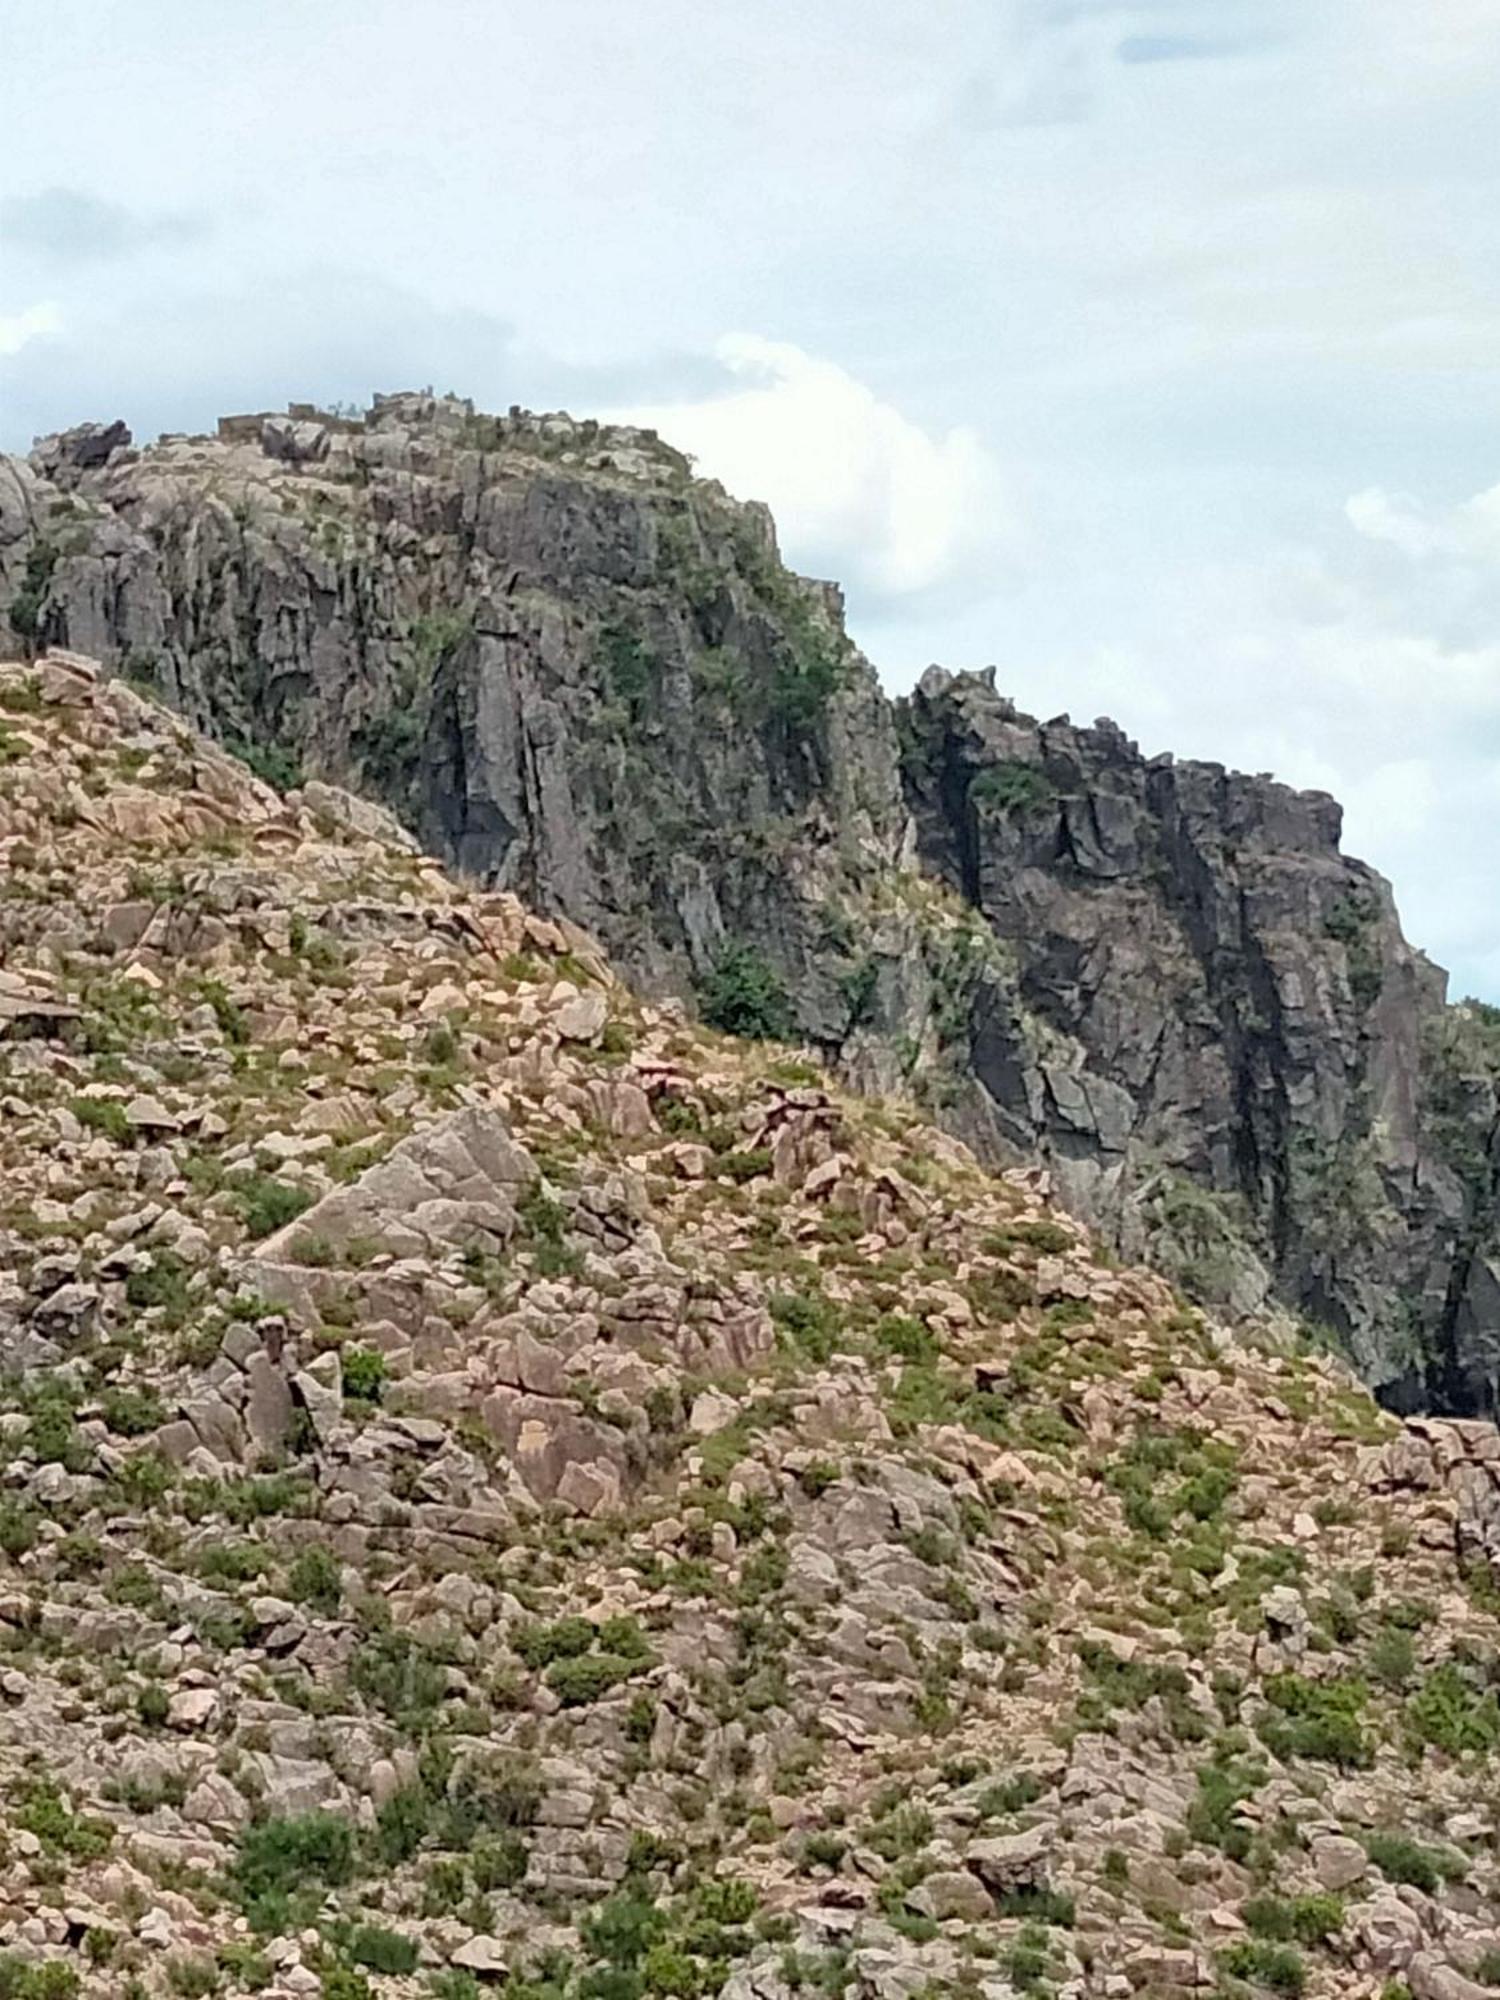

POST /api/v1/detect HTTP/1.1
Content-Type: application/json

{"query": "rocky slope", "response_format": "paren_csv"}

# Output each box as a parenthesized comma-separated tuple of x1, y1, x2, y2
(0, 647, 1496, 1999)
(2, 398, 1499, 1414)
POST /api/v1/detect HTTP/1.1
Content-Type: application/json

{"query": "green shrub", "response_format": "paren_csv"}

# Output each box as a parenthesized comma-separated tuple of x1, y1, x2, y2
(198, 978, 250, 1044)
(1185, 1756, 1265, 1860)
(1368, 1626, 1416, 1691)
(873, 1314, 937, 1365)
(801, 1831, 848, 1870)
(1363, 1831, 1460, 1893)
(866, 1804, 931, 1861)
(12, 1779, 113, 1861)
(436, 1756, 541, 1845)
(514, 1183, 581, 1277)
(515, 1616, 597, 1668)
(164, 1959, 218, 1997)
(0, 1960, 82, 2000)
(695, 1879, 758, 1925)
(1259, 1674, 1372, 1769)
(25, 1393, 88, 1471)
(125, 1250, 193, 1326)
(373, 1785, 431, 1865)
(315, 1968, 370, 2000)
(970, 761, 1055, 817)
(1406, 1661, 1500, 1758)
(1242, 1894, 1343, 1944)
(769, 1289, 842, 1362)
(349, 1631, 449, 1728)
(976, 1771, 1044, 1816)
(0, 1501, 38, 1558)
(137, 1682, 170, 1728)
(471, 1830, 529, 1890)
(232, 1175, 314, 1240)
(197, 1540, 265, 1584)
(340, 1347, 386, 1405)
(233, 737, 304, 794)
(698, 946, 793, 1041)
(346, 1926, 417, 1975)
(1218, 1941, 1305, 1996)
(994, 1886, 1075, 1925)
(231, 1812, 355, 1931)
(583, 1888, 667, 1966)
(9, 541, 58, 650)
(422, 1022, 460, 1067)
(547, 1652, 641, 1706)
(99, 1386, 167, 1436)
(429, 1977, 482, 2000)
(287, 1547, 342, 1615)
(71, 1094, 131, 1144)
(214, 1942, 272, 1988)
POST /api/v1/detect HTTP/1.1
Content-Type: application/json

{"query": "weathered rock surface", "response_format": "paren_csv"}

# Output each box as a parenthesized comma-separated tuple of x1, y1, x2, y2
(3, 395, 1500, 1418)
(0, 647, 1493, 1998)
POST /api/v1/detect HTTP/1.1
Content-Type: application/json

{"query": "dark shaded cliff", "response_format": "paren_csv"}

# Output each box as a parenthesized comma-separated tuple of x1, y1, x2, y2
(3, 391, 1498, 1409)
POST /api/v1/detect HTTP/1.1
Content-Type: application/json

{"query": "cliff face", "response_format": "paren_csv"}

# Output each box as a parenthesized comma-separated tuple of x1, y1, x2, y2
(3, 393, 1498, 1410)
(900, 669, 1500, 1410)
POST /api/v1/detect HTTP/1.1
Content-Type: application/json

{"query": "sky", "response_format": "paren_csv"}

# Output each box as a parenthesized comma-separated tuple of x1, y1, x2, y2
(4, 0, 1500, 993)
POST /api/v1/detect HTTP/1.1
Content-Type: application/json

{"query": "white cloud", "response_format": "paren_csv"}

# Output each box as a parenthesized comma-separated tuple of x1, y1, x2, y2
(1348, 480, 1500, 565)
(0, 302, 62, 358)
(610, 335, 1021, 601)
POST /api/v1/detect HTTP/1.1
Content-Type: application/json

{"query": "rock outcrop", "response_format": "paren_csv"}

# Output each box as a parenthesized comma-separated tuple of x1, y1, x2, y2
(3, 395, 1499, 1412)
(0, 647, 1496, 1997)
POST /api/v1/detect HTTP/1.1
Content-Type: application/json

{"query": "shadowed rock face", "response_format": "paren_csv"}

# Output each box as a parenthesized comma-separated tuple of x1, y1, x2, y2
(3, 392, 1499, 1410)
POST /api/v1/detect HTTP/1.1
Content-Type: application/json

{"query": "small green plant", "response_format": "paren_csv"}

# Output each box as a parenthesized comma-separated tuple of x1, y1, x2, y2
(125, 1249, 193, 1326)
(769, 1288, 842, 1362)
(287, 1547, 343, 1615)
(233, 736, 304, 794)
(99, 1385, 167, 1437)
(1218, 1940, 1306, 1996)
(230, 1812, 355, 1933)
(514, 1182, 581, 1278)
(514, 1616, 597, 1668)
(0, 1959, 82, 2000)
(873, 1313, 937, 1365)
(341, 1347, 387, 1405)
(970, 760, 1055, 816)
(546, 1652, 644, 1706)
(164, 1959, 219, 1998)
(698, 945, 793, 1041)
(345, 1926, 417, 1975)
(9, 539, 58, 651)
(1405, 1660, 1500, 1758)
(1259, 1673, 1372, 1769)
(12, 1778, 113, 1861)
(70, 1095, 131, 1144)
(1185, 1755, 1265, 1860)
(1363, 1831, 1460, 1893)
(1367, 1626, 1416, 1692)
(1242, 1894, 1343, 1945)
(232, 1175, 314, 1241)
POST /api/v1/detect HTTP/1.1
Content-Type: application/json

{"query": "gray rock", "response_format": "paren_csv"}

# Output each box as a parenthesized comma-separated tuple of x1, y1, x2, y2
(965, 1823, 1052, 1893)
(1310, 1833, 1368, 1892)
(8, 391, 1500, 1410)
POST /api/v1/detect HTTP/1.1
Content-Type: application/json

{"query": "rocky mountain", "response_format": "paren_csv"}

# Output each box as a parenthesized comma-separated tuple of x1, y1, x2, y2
(2, 396, 1498, 1416)
(0, 644, 1497, 1999)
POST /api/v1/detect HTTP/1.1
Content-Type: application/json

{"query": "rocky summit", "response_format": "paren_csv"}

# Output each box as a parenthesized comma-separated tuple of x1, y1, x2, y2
(0, 647, 1496, 1997)
(2, 394, 1500, 1415)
